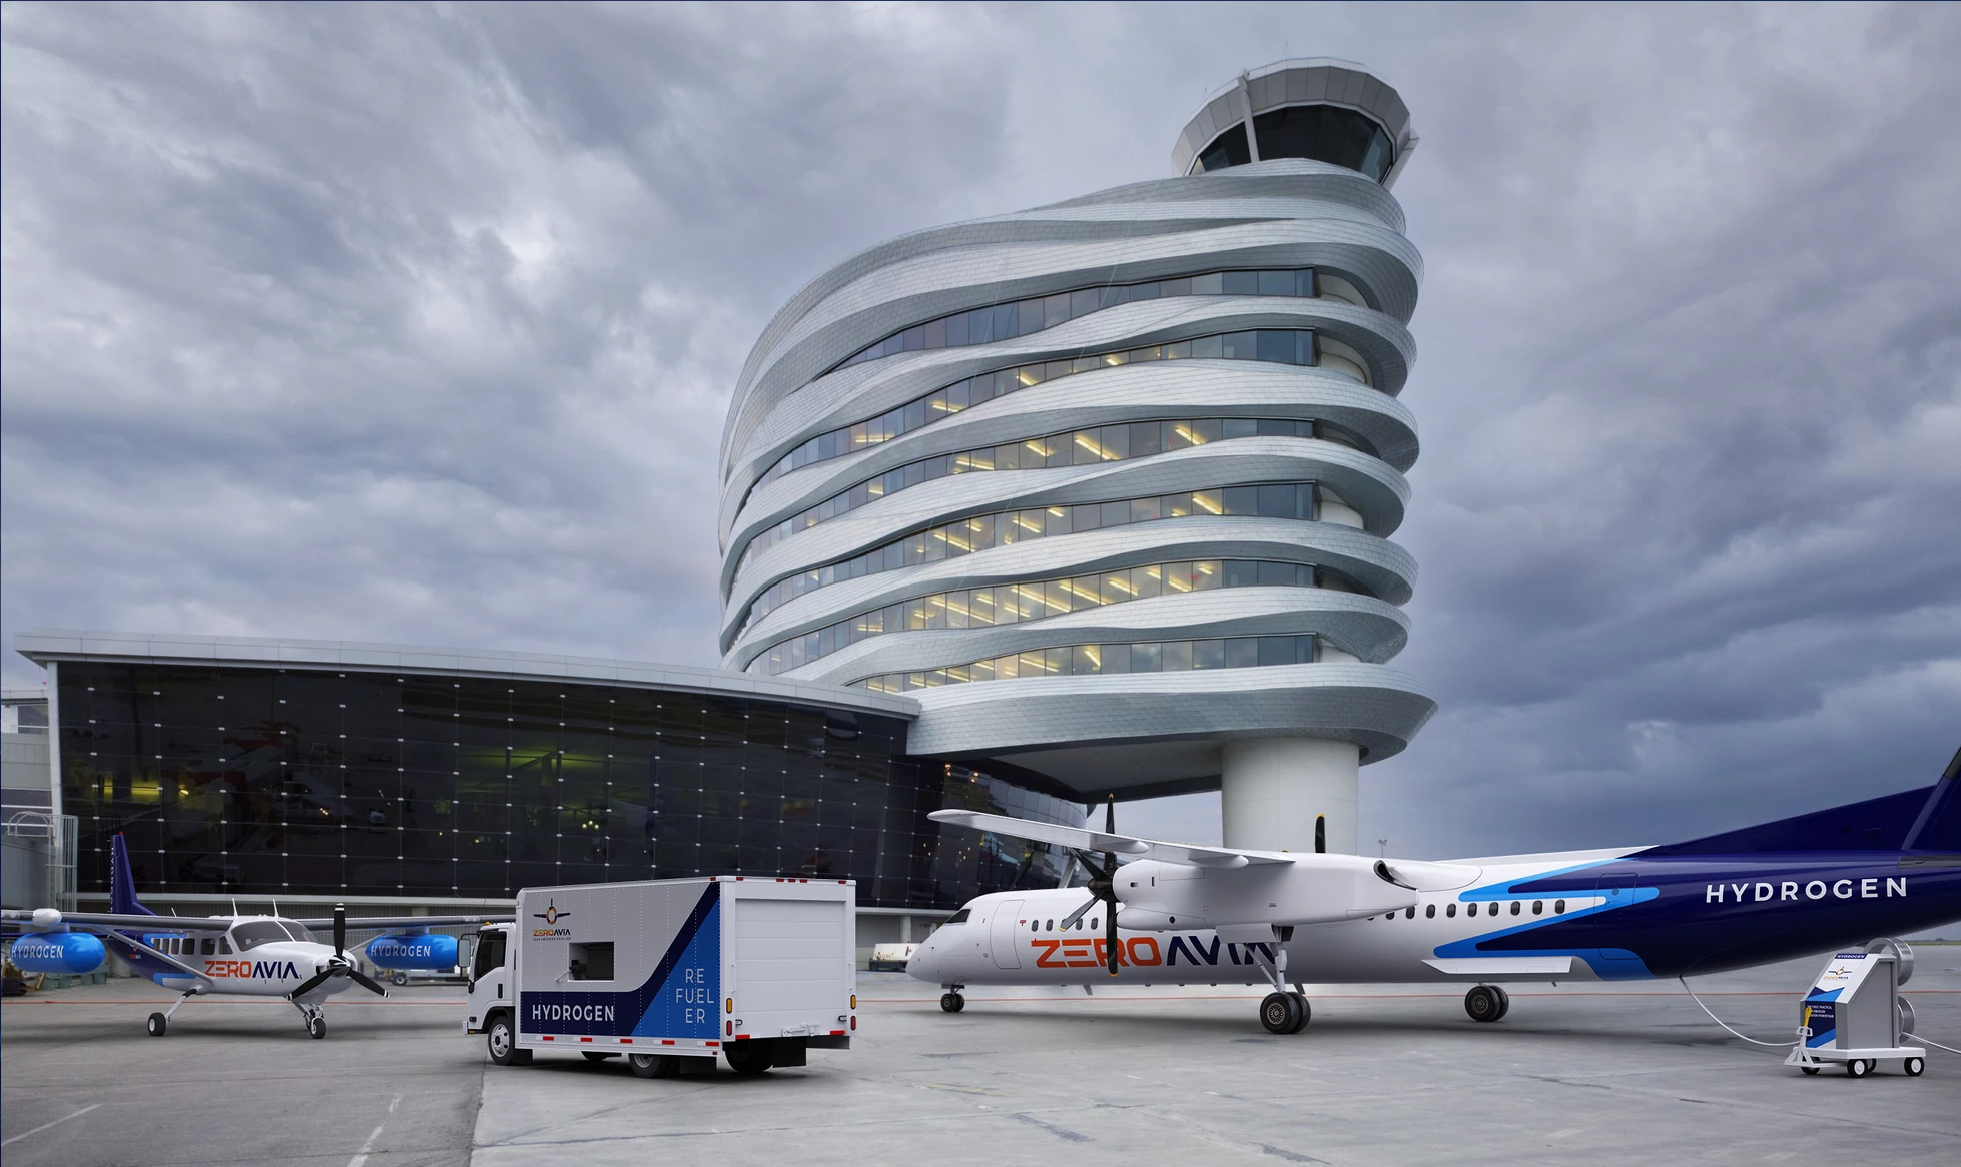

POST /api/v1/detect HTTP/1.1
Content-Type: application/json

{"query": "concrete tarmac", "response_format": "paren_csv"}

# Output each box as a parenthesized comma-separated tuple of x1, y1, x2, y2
(4, 950, 1957, 1166)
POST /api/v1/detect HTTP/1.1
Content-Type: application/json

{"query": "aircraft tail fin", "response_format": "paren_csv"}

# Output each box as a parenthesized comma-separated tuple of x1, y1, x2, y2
(1900, 745, 1961, 852)
(109, 834, 157, 917)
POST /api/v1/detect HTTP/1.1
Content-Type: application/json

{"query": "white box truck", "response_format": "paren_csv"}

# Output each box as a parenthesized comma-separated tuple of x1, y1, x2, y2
(465, 876, 857, 1076)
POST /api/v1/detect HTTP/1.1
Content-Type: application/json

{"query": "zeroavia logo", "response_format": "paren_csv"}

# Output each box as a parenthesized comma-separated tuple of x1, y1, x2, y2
(531, 898, 572, 939)
(206, 960, 301, 979)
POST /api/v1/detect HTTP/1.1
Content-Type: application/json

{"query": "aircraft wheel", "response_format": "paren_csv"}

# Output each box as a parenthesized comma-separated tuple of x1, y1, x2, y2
(940, 992, 964, 1013)
(1845, 1059, 1871, 1078)
(1287, 993, 1311, 1034)
(1800, 1066, 1820, 1075)
(307, 1014, 326, 1040)
(724, 1041, 772, 1074)
(147, 1012, 167, 1037)
(1904, 1056, 1924, 1077)
(1491, 986, 1511, 1021)
(1464, 985, 1505, 1023)
(582, 1051, 617, 1062)
(629, 1053, 677, 1079)
(1260, 992, 1297, 1034)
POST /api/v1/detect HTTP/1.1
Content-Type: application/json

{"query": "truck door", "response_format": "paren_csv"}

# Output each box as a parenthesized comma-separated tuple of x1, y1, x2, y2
(989, 899, 1024, 970)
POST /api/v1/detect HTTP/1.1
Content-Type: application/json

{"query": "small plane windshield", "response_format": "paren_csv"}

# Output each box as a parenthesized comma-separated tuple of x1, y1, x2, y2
(278, 920, 312, 942)
(232, 921, 288, 950)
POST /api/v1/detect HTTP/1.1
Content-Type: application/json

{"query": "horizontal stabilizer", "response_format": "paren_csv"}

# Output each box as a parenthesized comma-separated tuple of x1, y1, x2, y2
(928, 809, 1293, 867)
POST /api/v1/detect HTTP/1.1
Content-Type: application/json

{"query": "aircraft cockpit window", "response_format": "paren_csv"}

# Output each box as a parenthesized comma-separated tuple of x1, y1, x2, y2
(1446, 903, 1456, 917)
(1425, 904, 1435, 918)
(218, 937, 232, 954)
(1554, 899, 1565, 914)
(233, 921, 287, 950)
(944, 909, 970, 925)
(279, 921, 312, 942)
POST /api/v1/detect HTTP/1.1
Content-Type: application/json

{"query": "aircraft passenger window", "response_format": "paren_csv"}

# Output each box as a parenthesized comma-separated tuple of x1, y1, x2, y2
(1405, 907, 1415, 919)
(1446, 903, 1456, 918)
(1532, 901, 1543, 915)
(1046, 920, 1053, 931)
(1510, 902, 1520, 916)
(202, 938, 216, 955)
(1425, 904, 1435, 918)
(1554, 900, 1565, 914)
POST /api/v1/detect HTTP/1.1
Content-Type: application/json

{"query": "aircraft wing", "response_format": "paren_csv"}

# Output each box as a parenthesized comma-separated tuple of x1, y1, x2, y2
(301, 914, 515, 930)
(928, 809, 1294, 868)
(1, 909, 231, 931)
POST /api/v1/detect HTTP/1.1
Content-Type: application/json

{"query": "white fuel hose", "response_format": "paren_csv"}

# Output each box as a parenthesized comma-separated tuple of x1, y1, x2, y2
(1677, 977, 1797, 1048)
(1903, 1031, 1961, 1055)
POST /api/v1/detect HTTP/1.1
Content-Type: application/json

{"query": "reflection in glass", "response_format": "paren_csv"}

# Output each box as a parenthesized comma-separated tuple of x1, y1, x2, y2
(859, 635, 1319, 693)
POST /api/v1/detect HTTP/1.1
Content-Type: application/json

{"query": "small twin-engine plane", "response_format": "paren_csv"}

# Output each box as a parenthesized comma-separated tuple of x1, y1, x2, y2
(2, 834, 511, 1039)
(909, 748, 1961, 1035)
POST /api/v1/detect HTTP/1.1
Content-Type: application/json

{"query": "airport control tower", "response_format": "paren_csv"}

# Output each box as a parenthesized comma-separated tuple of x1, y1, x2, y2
(718, 58, 1433, 855)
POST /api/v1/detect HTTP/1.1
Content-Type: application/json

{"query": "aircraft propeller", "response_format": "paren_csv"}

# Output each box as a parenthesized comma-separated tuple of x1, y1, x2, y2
(1059, 796, 1124, 977)
(289, 904, 390, 1000)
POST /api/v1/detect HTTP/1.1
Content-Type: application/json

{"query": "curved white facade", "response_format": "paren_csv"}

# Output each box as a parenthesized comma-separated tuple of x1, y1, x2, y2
(720, 61, 1434, 852)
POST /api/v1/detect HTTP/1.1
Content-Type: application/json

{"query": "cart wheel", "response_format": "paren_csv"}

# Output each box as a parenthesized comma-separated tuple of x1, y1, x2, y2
(940, 992, 964, 1013)
(147, 1012, 167, 1037)
(1800, 1065, 1819, 1075)
(1903, 1056, 1924, 1077)
(1846, 1059, 1871, 1078)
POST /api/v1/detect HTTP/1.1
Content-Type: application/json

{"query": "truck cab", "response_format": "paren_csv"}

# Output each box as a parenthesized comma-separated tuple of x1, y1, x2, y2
(464, 922, 513, 1037)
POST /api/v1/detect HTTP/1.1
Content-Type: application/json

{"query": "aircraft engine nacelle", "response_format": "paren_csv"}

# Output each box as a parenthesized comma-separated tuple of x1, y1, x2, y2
(1117, 907, 1210, 931)
(9, 931, 106, 975)
(365, 933, 458, 971)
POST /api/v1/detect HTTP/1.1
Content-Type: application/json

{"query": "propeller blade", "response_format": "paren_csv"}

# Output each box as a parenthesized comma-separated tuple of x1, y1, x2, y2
(289, 965, 338, 1000)
(347, 967, 390, 997)
(333, 904, 346, 958)
(1104, 794, 1116, 835)
(1058, 897, 1098, 931)
(1104, 901, 1122, 977)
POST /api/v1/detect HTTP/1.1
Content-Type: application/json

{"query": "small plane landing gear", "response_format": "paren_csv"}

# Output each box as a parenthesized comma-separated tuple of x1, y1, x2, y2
(940, 986, 965, 1013)
(147, 1012, 167, 1037)
(1464, 985, 1510, 1023)
(292, 1001, 327, 1039)
(148, 990, 195, 1037)
(1260, 992, 1310, 1035)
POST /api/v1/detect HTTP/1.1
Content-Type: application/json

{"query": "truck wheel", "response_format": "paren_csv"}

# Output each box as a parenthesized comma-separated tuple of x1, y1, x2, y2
(724, 1041, 773, 1074)
(391, 972, 409, 987)
(1464, 986, 1505, 1023)
(629, 1053, 677, 1079)
(487, 1015, 530, 1066)
(939, 992, 964, 1013)
(147, 1012, 167, 1037)
(582, 1051, 618, 1062)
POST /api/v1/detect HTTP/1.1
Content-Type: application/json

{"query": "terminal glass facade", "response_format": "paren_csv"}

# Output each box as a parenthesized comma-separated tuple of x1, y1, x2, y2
(55, 663, 1082, 910)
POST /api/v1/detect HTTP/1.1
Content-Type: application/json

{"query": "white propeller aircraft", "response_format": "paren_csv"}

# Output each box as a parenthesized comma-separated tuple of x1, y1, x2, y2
(2, 834, 511, 1039)
(909, 752, 1961, 1034)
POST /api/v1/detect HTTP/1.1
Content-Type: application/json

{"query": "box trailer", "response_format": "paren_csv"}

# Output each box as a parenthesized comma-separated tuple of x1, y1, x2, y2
(465, 876, 856, 1076)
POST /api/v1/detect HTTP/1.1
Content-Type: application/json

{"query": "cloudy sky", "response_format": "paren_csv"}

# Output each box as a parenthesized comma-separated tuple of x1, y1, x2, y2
(4, 2, 1956, 858)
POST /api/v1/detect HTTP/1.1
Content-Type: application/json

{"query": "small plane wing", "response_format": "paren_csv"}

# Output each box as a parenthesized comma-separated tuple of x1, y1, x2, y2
(297, 914, 514, 930)
(928, 809, 1294, 868)
(0, 910, 231, 931)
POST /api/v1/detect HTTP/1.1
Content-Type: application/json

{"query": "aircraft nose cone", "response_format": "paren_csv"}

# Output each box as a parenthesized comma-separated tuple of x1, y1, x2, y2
(905, 943, 934, 981)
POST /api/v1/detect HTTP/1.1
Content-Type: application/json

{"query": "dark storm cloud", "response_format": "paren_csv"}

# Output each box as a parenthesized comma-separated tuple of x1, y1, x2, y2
(4, 3, 1957, 857)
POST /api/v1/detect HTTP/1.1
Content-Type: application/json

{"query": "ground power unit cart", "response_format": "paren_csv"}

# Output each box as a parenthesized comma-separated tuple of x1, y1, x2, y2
(466, 876, 857, 1076)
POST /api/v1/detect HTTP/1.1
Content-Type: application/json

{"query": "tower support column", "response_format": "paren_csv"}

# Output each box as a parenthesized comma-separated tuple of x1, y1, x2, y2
(1220, 737, 1359, 854)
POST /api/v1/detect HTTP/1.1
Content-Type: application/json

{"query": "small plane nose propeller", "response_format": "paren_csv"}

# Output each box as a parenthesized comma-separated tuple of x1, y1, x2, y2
(1060, 796, 1125, 977)
(288, 903, 389, 1001)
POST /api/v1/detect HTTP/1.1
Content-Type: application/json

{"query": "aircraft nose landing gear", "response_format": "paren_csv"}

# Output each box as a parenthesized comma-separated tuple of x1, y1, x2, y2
(1260, 992, 1310, 1034)
(292, 1000, 327, 1039)
(939, 986, 965, 1013)
(1464, 984, 1510, 1023)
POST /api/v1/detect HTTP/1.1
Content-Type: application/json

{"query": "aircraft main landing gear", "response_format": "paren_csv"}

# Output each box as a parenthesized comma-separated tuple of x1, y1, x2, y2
(940, 986, 965, 1013)
(1260, 992, 1310, 1035)
(148, 990, 196, 1036)
(1464, 985, 1510, 1023)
